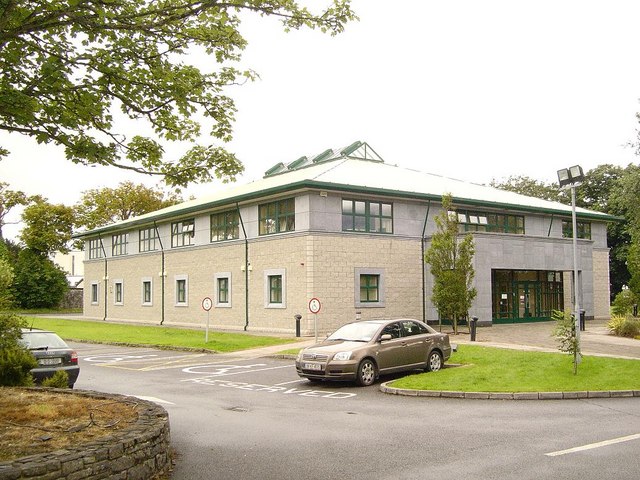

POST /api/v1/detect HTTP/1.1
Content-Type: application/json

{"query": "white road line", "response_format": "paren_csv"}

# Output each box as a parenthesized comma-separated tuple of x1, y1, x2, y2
(545, 433, 640, 457)
(274, 379, 307, 386)
(133, 395, 176, 406)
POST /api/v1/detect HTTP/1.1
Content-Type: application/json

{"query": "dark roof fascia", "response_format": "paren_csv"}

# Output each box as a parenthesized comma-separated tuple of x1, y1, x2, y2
(75, 179, 621, 239)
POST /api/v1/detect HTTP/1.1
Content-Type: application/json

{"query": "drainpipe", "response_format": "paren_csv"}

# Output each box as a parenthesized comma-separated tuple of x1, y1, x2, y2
(236, 202, 249, 331)
(547, 214, 554, 237)
(421, 200, 431, 323)
(99, 235, 108, 321)
(154, 221, 166, 325)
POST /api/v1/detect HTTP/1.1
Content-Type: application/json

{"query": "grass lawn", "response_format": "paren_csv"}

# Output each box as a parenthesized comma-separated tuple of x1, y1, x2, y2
(391, 344, 640, 392)
(24, 317, 297, 353)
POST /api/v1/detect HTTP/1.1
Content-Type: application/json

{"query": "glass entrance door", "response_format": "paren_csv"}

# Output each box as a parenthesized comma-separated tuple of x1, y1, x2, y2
(516, 281, 540, 319)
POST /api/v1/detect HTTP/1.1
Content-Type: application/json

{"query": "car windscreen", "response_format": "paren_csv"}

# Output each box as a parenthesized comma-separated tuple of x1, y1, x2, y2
(20, 332, 69, 350)
(327, 322, 381, 342)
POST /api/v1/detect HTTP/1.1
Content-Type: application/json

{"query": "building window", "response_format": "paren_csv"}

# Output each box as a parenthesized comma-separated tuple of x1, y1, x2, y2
(264, 269, 286, 308)
(142, 278, 153, 306)
(259, 198, 295, 235)
(456, 210, 525, 234)
(91, 282, 99, 304)
(215, 273, 231, 307)
(211, 211, 240, 242)
(89, 239, 103, 259)
(171, 219, 195, 248)
(342, 199, 393, 234)
(139, 227, 159, 252)
(114, 280, 124, 305)
(355, 268, 385, 308)
(360, 274, 379, 302)
(112, 234, 128, 256)
(562, 220, 591, 240)
(175, 275, 188, 306)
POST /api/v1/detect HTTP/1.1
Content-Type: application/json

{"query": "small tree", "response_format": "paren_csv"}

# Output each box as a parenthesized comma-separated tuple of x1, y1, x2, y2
(424, 194, 477, 334)
(0, 313, 36, 387)
(552, 310, 581, 375)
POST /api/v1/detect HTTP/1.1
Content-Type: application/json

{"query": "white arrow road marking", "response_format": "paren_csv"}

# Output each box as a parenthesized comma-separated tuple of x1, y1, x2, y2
(546, 433, 640, 457)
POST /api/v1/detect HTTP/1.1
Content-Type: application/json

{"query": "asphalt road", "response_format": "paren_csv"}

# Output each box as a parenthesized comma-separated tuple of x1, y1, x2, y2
(72, 342, 640, 480)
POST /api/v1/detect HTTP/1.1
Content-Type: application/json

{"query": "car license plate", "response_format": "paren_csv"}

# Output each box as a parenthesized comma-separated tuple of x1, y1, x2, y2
(303, 362, 322, 371)
(38, 358, 62, 366)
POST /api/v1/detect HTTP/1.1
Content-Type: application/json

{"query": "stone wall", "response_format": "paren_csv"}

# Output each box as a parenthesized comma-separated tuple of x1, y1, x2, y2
(0, 389, 170, 480)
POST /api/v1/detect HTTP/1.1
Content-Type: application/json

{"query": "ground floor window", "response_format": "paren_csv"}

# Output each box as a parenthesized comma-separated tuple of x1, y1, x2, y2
(142, 278, 152, 306)
(91, 282, 99, 304)
(264, 269, 286, 308)
(215, 273, 231, 307)
(175, 275, 188, 306)
(492, 270, 564, 323)
(355, 268, 385, 308)
(114, 280, 124, 305)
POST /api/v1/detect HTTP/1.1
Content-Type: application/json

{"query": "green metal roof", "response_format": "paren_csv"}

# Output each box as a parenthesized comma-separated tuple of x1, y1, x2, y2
(76, 141, 620, 238)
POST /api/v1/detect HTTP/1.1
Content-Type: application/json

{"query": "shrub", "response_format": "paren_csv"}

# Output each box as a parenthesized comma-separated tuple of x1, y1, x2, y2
(0, 348, 36, 386)
(41, 370, 70, 388)
(611, 289, 638, 316)
(608, 315, 640, 338)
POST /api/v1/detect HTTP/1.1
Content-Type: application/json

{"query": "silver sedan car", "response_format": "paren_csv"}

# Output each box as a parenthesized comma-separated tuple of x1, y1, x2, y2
(295, 319, 451, 386)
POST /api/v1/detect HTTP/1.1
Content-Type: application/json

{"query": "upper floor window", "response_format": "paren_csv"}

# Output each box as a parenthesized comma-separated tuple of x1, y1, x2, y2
(112, 234, 128, 256)
(562, 220, 591, 240)
(342, 199, 393, 234)
(456, 210, 524, 235)
(139, 227, 159, 252)
(259, 198, 295, 236)
(89, 239, 103, 259)
(211, 211, 240, 242)
(171, 219, 195, 248)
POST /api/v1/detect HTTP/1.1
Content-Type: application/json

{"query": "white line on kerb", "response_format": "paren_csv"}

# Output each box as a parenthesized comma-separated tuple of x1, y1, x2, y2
(133, 395, 176, 406)
(545, 433, 640, 457)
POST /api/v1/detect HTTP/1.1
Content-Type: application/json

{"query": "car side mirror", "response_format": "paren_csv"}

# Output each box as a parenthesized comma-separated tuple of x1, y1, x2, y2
(380, 334, 392, 342)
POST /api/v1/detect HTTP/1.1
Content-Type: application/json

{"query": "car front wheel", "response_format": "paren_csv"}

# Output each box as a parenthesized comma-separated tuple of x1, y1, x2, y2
(426, 351, 443, 372)
(356, 358, 377, 386)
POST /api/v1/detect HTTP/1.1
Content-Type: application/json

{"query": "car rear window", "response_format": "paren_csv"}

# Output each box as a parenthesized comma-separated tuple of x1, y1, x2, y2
(20, 332, 69, 349)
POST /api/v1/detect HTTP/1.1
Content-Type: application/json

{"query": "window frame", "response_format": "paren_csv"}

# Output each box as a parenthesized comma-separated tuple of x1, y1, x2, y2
(342, 199, 393, 234)
(89, 239, 103, 259)
(142, 278, 153, 306)
(355, 268, 385, 308)
(258, 198, 295, 236)
(456, 210, 525, 235)
(214, 272, 232, 308)
(264, 269, 286, 308)
(210, 211, 240, 242)
(90, 282, 99, 305)
(171, 219, 196, 248)
(111, 233, 128, 256)
(562, 220, 591, 240)
(175, 275, 189, 306)
(113, 279, 124, 305)
(139, 227, 159, 252)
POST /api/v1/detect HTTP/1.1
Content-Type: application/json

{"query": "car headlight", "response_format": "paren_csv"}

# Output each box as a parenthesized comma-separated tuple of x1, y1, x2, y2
(333, 351, 353, 361)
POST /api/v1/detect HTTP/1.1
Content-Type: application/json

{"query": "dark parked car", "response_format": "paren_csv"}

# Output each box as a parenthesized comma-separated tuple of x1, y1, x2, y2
(19, 328, 79, 388)
(295, 319, 451, 386)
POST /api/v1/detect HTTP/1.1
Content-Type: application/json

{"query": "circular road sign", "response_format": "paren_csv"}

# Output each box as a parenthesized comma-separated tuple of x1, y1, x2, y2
(309, 298, 321, 314)
(202, 297, 213, 312)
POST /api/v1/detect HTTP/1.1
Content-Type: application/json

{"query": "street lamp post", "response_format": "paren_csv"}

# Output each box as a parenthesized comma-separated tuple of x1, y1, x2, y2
(557, 165, 585, 370)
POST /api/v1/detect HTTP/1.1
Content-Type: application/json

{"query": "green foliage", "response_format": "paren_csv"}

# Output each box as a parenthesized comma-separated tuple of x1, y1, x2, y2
(0, 348, 36, 387)
(0, 183, 32, 241)
(0, 256, 14, 309)
(0, 313, 35, 387)
(75, 181, 182, 230)
(607, 315, 640, 339)
(552, 310, 581, 375)
(0, 1, 356, 187)
(490, 175, 565, 203)
(41, 370, 70, 389)
(12, 250, 68, 309)
(424, 194, 477, 334)
(20, 200, 75, 255)
(611, 289, 638, 316)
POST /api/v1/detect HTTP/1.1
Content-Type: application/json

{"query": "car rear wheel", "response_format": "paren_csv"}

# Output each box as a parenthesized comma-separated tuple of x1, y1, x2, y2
(356, 359, 376, 386)
(426, 350, 443, 372)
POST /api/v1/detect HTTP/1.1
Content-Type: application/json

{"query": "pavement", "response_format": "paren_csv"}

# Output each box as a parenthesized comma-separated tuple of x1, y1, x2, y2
(450, 318, 640, 360)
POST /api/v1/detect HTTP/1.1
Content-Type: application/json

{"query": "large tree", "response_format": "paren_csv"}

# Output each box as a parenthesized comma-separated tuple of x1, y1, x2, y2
(0, 1, 355, 187)
(75, 181, 181, 230)
(424, 194, 477, 334)
(20, 199, 75, 255)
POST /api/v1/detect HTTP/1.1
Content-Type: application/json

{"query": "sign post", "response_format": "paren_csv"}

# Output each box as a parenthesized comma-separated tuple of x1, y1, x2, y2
(202, 297, 213, 343)
(308, 298, 321, 343)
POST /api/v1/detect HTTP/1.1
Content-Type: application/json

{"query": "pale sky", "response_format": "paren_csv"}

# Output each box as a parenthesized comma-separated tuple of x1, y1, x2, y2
(3, 0, 640, 241)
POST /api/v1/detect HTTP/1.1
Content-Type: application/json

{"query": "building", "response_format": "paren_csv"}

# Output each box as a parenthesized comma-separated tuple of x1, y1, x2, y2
(77, 141, 615, 334)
